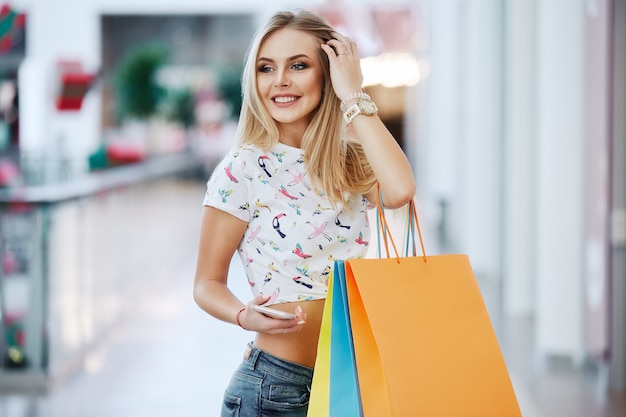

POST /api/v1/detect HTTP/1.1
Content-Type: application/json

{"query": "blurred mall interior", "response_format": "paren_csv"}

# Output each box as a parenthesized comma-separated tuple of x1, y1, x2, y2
(0, 0, 625, 415)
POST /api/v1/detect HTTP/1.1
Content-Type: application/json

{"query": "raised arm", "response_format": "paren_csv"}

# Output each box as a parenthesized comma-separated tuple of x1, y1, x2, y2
(322, 32, 416, 209)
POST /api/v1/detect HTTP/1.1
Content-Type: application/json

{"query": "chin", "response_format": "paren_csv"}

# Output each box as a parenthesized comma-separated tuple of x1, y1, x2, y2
(271, 113, 311, 126)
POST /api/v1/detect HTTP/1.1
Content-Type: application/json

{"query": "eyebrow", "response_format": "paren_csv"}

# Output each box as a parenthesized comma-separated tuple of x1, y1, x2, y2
(257, 54, 311, 63)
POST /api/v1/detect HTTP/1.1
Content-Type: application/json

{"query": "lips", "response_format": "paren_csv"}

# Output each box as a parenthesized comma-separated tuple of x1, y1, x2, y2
(272, 95, 300, 106)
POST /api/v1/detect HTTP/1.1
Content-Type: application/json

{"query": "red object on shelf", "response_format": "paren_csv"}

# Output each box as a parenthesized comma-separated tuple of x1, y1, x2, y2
(55, 61, 96, 111)
(106, 143, 146, 165)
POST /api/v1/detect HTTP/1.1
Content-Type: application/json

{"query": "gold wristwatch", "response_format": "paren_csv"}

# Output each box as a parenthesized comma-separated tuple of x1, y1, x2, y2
(343, 98, 378, 123)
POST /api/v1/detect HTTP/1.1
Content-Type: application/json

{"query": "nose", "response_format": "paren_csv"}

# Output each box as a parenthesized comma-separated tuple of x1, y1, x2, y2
(274, 69, 290, 88)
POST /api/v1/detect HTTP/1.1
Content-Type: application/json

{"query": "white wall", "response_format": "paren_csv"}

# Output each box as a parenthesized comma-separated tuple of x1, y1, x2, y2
(503, 0, 536, 316)
(418, 0, 503, 280)
(459, 0, 504, 280)
(416, 0, 587, 360)
(534, 0, 585, 359)
(415, 1, 463, 254)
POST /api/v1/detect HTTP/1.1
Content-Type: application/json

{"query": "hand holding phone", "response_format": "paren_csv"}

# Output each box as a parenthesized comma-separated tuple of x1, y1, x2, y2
(250, 304, 297, 320)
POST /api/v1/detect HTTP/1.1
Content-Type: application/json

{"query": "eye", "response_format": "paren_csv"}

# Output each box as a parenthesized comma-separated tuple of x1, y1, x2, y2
(258, 65, 274, 73)
(291, 62, 307, 71)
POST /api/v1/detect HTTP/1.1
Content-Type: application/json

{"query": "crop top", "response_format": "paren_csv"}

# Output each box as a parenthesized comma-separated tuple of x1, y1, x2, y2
(203, 142, 370, 305)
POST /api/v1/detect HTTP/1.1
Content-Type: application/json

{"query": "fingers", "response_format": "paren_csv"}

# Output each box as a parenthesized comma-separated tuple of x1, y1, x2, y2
(245, 303, 306, 334)
(276, 305, 306, 335)
(276, 319, 306, 334)
(320, 43, 337, 61)
(322, 36, 364, 101)
(333, 32, 357, 54)
(276, 306, 306, 335)
(251, 293, 271, 305)
(324, 32, 357, 57)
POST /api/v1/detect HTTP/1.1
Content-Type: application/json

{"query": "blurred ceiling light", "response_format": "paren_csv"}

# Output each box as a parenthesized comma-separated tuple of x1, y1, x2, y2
(361, 52, 421, 88)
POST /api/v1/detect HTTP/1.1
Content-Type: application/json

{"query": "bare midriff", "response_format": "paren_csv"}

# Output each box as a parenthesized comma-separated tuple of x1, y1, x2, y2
(253, 298, 326, 368)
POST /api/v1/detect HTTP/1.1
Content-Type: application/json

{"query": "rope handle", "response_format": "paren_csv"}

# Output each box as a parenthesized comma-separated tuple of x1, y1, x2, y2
(375, 183, 427, 263)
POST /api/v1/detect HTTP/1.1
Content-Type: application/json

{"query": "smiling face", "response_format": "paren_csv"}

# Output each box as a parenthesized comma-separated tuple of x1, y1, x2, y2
(256, 28, 324, 142)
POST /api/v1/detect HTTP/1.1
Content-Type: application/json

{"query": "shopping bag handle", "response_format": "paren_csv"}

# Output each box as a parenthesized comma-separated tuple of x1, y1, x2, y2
(376, 183, 427, 263)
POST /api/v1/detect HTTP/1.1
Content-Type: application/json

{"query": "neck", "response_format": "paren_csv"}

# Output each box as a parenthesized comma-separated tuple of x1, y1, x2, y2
(278, 123, 307, 148)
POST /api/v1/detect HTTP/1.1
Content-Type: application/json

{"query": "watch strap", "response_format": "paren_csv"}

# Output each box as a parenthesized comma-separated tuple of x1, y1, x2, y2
(343, 102, 361, 123)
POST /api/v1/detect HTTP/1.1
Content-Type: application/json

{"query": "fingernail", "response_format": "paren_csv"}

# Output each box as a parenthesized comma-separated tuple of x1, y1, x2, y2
(298, 320, 306, 325)
(296, 306, 303, 314)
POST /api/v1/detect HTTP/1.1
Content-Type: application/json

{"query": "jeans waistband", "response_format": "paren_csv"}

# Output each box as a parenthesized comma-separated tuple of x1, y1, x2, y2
(245, 343, 313, 384)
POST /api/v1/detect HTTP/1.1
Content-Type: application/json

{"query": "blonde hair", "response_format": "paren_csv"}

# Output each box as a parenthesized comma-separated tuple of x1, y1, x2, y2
(236, 9, 375, 205)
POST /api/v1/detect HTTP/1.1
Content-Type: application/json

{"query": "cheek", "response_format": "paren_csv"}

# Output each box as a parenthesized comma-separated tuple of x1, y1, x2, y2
(256, 76, 271, 93)
(305, 75, 324, 100)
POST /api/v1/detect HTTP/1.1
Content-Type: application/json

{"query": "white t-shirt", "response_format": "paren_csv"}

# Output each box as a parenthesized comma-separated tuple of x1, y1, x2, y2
(203, 142, 370, 305)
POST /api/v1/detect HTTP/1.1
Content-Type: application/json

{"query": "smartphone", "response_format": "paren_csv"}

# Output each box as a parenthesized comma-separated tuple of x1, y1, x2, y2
(250, 304, 297, 320)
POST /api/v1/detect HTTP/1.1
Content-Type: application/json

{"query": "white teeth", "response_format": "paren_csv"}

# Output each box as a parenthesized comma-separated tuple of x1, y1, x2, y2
(274, 96, 297, 103)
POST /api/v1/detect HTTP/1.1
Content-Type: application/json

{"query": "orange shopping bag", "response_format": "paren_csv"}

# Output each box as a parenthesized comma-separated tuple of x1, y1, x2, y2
(343, 193, 522, 416)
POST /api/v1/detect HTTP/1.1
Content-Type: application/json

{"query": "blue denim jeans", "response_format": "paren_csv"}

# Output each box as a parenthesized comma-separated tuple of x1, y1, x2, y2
(221, 343, 314, 417)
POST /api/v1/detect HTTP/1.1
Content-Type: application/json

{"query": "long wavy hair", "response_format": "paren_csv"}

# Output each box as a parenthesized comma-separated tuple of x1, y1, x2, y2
(235, 9, 376, 205)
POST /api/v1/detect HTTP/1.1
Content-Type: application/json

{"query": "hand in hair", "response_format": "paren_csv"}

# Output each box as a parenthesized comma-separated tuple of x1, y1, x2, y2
(321, 32, 365, 102)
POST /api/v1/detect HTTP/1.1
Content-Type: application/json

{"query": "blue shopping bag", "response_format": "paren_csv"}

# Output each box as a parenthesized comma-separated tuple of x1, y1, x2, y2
(329, 260, 363, 417)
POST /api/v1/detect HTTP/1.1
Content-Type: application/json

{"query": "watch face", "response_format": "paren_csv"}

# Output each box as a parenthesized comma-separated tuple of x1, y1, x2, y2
(358, 98, 378, 115)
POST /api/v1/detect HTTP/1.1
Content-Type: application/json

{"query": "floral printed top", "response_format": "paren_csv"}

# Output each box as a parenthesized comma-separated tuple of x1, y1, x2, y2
(203, 142, 370, 304)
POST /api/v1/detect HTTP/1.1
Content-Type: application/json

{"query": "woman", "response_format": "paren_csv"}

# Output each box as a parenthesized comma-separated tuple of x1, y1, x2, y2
(193, 9, 415, 417)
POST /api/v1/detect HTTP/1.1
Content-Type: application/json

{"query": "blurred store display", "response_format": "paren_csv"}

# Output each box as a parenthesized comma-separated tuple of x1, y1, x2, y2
(55, 61, 97, 111)
(0, 3, 25, 54)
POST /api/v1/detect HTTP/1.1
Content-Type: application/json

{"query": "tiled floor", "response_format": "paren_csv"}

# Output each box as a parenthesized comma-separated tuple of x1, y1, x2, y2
(1, 178, 625, 416)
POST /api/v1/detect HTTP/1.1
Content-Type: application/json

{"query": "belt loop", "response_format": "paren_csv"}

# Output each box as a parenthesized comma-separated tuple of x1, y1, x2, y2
(246, 342, 261, 370)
